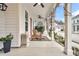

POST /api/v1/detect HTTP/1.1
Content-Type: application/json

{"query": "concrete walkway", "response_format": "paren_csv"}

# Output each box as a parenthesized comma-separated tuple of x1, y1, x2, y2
(0, 41, 66, 56)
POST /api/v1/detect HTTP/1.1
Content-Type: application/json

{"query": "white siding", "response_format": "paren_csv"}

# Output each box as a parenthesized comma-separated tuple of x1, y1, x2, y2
(72, 16, 79, 43)
(0, 11, 6, 37)
(0, 4, 20, 47)
(0, 11, 5, 49)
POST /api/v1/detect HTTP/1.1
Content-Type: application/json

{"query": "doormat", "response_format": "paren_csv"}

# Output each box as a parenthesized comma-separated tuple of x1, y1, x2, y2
(30, 36, 51, 41)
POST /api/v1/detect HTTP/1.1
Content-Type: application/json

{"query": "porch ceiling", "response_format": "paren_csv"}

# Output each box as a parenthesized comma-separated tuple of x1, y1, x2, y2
(23, 3, 55, 19)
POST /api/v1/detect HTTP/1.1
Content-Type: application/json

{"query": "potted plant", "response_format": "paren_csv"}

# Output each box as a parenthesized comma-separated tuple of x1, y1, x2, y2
(35, 26, 44, 33)
(0, 33, 13, 53)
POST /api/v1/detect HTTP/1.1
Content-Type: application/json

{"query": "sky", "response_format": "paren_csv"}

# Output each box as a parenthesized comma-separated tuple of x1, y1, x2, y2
(55, 3, 79, 22)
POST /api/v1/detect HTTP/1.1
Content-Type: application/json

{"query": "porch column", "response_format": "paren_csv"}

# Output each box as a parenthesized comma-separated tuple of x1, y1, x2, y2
(64, 3, 73, 55)
(51, 12, 55, 41)
(43, 19, 51, 40)
(30, 18, 32, 39)
(44, 19, 47, 32)
(27, 17, 31, 47)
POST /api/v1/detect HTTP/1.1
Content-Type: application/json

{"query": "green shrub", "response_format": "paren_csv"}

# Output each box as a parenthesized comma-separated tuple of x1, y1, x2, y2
(54, 32, 65, 46)
(0, 33, 13, 42)
(72, 47, 79, 56)
(35, 26, 44, 33)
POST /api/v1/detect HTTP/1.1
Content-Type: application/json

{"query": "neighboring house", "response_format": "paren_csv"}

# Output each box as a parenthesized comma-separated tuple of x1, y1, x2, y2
(54, 20, 64, 32)
(72, 11, 79, 43)
(54, 22, 60, 32)
(54, 20, 64, 37)
(72, 14, 79, 33)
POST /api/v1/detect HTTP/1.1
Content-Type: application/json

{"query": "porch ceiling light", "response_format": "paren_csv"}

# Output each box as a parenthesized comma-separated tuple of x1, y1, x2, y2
(0, 3, 8, 11)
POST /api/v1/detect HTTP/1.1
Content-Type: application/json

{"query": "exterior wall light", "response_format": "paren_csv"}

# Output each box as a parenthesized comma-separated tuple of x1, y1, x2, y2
(0, 3, 8, 11)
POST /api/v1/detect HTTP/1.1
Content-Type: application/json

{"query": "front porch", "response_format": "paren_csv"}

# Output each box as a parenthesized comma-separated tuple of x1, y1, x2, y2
(0, 3, 75, 56)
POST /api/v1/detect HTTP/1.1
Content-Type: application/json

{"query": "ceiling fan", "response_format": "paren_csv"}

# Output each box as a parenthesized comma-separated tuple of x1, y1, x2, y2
(37, 15, 44, 19)
(33, 3, 44, 8)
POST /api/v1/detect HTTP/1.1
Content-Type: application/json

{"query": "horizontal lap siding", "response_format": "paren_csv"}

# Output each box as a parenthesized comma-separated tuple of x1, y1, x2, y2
(6, 4, 19, 47)
(0, 11, 5, 37)
(0, 4, 20, 47)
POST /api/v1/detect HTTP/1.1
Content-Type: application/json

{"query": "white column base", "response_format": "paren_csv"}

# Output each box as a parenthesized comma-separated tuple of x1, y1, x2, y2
(51, 31, 54, 41)
(26, 37, 30, 47)
(26, 42, 30, 47)
(64, 49, 73, 55)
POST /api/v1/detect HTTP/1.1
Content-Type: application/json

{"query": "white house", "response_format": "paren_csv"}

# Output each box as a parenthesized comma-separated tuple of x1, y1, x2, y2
(54, 20, 64, 32)
(72, 10, 79, 44)
(0, 3, 74, 55)
(0, 3, 56, 48)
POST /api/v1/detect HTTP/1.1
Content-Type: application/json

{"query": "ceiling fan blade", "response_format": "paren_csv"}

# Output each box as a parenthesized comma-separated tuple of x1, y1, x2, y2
(41, 3, 44, 8)
(33, 3, 38, 7)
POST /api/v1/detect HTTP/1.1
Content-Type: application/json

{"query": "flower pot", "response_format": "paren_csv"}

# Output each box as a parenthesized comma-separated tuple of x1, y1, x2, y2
(3, 40, 11, 53)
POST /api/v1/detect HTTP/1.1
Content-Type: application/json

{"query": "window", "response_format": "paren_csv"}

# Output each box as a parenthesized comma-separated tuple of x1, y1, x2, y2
(77, 25, 79, 31)
(73, 20, 75, 24)
(77, 20, 79, 23)
(73, 25, 75, 31)
(25, 11, 28, 31)
(72, 17, 79, 33)
(73, 24, 79, 33)
(72, 19, 79, 33)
